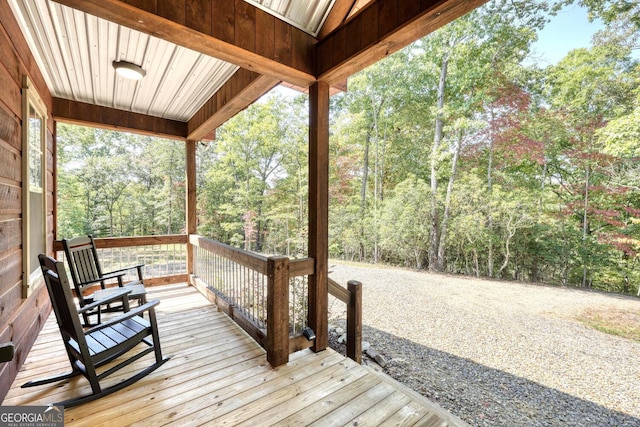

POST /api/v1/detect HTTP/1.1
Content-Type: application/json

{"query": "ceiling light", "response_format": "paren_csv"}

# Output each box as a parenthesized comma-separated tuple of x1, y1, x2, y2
(112, 60, 146, 80)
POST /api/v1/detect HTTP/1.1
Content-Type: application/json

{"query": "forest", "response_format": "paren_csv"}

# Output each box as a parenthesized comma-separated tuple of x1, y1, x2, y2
(57, 0, 640, 294)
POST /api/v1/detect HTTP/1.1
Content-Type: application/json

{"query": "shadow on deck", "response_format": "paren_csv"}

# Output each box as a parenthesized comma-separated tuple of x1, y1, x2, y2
(4, 284, 467, 426)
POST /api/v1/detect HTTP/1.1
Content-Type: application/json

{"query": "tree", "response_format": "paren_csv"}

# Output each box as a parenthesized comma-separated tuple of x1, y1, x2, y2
(545, 37, 638, 286)
(56, 124, 185, 238)
(420, 0, 556, 272)
(198, 91, 308, 253)
(379, 176, 432, 269)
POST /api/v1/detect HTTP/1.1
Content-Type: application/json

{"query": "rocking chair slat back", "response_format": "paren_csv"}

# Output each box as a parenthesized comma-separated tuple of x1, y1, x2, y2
(64, 236, 103, 288)
(62, 235, 147, 326)
(38, 254, 86, 346)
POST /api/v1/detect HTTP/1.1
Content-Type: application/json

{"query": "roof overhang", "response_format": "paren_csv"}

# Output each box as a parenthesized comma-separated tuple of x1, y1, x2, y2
(9, 0, 486, 140)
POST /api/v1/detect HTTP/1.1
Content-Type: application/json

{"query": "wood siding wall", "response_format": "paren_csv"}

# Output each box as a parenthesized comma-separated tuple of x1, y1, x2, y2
(0, 1, 55, 402)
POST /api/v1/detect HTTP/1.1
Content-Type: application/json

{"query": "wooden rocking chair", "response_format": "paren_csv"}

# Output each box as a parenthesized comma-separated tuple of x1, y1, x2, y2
(22, 255, 169, 408)
(62, 235, 147, 325)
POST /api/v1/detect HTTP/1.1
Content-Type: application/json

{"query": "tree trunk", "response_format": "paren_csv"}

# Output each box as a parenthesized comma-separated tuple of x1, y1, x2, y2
(436, 128, 463, 271)
(359, 127, 371, 260)
(497, 215, 517, 277)
(166, 176, 172, 235)
(582, 164, 590, 287)
(487, 106, 495, 277)
(372, 96, 387, 263)
(429, 53, 449, 271)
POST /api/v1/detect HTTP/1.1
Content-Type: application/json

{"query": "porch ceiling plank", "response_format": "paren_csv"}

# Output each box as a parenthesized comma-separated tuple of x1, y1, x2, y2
(187, 69, 279, 141)
(255, 6, 275, 59)
(316, 0, 489, 85)
(54, 0, 317, 88)
(53, 98, 188, 140)
(185, 0, 212, 35)
(235, 0, 256, 53)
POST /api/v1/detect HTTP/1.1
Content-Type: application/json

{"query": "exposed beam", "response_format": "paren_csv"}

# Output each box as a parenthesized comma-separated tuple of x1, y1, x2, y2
(55, 0, 317, 88)
(316, 0, 488, 85)
(348, 0, 376, 18)
(279, 80, 347, 96)
(317, 0, 357, 39)
(53, 98, 187, 140)
(187, 69, 279, 141)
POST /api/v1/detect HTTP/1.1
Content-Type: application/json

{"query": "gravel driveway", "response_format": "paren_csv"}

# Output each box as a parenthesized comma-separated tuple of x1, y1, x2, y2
(327, 261, 640, 427)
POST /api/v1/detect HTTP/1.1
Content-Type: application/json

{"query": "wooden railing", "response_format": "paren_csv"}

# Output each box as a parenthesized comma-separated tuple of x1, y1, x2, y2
(53, 235, 188, 286)
(189, 234, 315, 366)
(328, 278, 363, 364)
(53, 234, 363, 367)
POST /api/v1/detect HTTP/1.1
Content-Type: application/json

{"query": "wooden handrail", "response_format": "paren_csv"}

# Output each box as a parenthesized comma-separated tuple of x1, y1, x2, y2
(328, 278, 350, 303)
(290, 258, 315, 277)
(328, 278, 363, 364)
(190, 234, 268, 275)
(53, 234, 188, 251)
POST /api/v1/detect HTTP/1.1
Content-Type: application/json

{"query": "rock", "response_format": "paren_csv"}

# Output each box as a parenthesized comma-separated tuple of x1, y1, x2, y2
(335, 327, 345, 336)
(366, 348, 387, 368)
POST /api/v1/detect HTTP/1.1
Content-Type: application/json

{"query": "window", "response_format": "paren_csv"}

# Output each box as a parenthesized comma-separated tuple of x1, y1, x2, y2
(22, 76, 47, 298)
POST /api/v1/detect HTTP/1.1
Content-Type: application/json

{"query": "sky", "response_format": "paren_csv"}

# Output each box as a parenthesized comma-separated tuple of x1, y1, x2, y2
(529, 3, 604, 66)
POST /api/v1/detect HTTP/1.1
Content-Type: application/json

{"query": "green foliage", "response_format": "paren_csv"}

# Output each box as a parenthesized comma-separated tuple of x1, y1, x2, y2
(378, 177, 432, 269)
(57, 124, 185, 238)
(196, 91, 309, 255)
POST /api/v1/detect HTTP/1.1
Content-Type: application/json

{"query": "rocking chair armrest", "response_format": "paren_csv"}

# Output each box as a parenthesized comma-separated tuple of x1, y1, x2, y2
(78, 271, 127, 286)
(103, 264, 144, 278)
(85, 300, 160, 334)
(78, 288, 132, 314)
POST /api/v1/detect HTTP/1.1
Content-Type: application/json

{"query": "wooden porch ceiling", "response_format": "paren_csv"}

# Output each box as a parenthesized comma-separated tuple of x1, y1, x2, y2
(5, 283, 467, 426)
(44, 0, 486, 141)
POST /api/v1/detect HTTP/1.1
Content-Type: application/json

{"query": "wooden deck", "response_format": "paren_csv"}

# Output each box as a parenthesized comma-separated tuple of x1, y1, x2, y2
(4, 284, 467, 426)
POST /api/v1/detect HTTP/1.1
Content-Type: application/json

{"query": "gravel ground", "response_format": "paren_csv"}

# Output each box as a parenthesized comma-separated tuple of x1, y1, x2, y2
(327, 261, 640, 427)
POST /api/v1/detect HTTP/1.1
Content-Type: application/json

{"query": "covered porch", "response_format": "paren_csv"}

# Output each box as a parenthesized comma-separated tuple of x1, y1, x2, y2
(5, 282, 466, 426)
(1, 0, 486, 421)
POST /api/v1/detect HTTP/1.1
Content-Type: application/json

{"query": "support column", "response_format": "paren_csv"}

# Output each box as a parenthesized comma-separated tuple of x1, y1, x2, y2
(186, 140, 197, 283)
(308, 81, 329, 352)
(267, 256, 290, 366)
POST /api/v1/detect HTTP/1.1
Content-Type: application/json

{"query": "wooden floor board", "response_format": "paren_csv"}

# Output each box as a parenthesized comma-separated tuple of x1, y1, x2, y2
(281, 374, 385, 426)
(309, 381, 397, 426)
(348, 391, 413, 426)
(154, 352, 345, 427)
(202, 356, 356, 426)
(235, 359, 369, 426)
(5, 283, 468, 427)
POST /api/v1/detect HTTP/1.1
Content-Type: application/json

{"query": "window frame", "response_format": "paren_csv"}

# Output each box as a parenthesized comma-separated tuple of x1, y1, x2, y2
(22, 76, 48, 298)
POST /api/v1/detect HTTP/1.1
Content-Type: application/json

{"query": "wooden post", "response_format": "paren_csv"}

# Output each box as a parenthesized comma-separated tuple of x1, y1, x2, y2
(267, 256, 290, 367)
(347, 280, 362, 364)
(52, 120, 58, 249)
(308, 81, 330, 352)
(186, 140, 197, 282)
